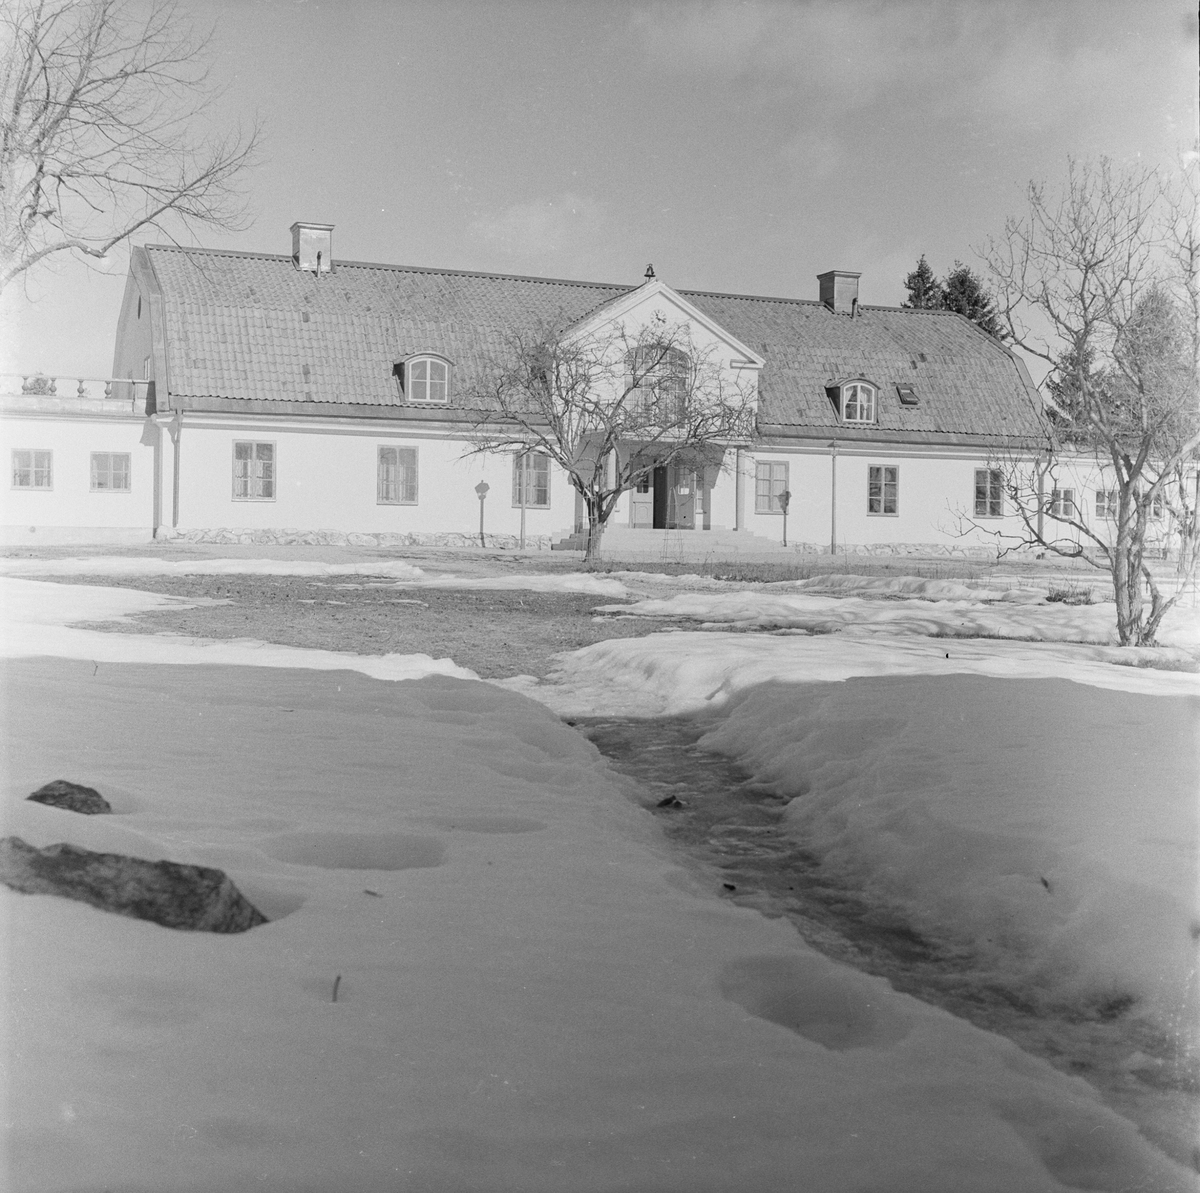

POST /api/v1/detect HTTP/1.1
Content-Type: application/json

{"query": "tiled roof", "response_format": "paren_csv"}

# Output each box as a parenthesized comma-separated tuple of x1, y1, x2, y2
(142, 245, 1045, 441)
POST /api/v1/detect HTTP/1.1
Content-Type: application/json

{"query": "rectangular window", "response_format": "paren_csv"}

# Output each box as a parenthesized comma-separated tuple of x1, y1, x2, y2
(1095, 489, 1117, 519)
(755, 461, 788, 513)
(12, 449, 52, 489)
(378, 446, 418, 504)
(512, 451, 550, 508)
(1150, 493, 1164, 520)
(1050, 488, 1075, 519)
(974, 469, 1003, 517)
(868, 465, 899, 515)
(233, 441, 275, 500)
(91, 452, 131, 492)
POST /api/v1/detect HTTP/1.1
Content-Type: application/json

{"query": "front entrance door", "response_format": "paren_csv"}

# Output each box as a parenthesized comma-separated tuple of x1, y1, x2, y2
(668, 466, 697, 529)
(630, 473, 653, 527)
(652, 465, 669, 529)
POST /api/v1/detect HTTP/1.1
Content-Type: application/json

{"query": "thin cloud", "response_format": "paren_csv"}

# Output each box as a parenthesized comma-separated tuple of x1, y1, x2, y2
(468, 192, 608, 265)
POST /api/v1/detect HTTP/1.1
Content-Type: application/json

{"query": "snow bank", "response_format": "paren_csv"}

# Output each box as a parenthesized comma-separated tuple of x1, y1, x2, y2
(0, 577, 475, 683)
(595, 587, 1200, 648)
(0, 556, 631, 596)
(521, 628, 1200, 718)
(0, 555, 429, 580)
(697, 674, 1200, 1035)
(2, 658, 1191, 1192)
(789, 572, 1046, 603)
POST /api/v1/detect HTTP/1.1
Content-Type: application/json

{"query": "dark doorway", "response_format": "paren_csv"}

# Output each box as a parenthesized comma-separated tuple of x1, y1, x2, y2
(652, 465, 669, 529)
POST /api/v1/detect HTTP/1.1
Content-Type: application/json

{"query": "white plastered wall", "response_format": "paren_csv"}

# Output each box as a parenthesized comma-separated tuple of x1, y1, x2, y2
(745, 443, 1038, 549)
(1, 412, 156, 542)
(170, 414, 575, 539)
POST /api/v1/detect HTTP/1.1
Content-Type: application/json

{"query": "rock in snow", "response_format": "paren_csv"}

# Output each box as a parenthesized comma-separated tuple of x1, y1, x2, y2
(0, 837, 268, 932)
(27, 779, 112, 815)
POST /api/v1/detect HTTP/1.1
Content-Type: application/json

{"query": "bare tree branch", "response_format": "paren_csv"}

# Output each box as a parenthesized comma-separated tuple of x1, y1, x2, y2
(463, 316, 755, 562)
(978, 156, 1200, 645)
(0, 0, 261, 292)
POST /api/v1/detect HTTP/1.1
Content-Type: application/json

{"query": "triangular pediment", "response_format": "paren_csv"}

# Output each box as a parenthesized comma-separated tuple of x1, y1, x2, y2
(567, 278, 765, 371)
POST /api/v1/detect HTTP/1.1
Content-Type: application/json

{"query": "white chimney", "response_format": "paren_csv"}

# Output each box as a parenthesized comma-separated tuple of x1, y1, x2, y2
(291, 222, 334, 273)
(817, 270, 860, 315)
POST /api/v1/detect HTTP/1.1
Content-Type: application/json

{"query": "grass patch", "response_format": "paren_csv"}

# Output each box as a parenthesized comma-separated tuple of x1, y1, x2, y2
(1046, 582, 1095, 605)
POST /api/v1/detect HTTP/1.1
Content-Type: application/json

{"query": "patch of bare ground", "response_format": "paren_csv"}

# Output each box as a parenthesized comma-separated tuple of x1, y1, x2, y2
(66, 575, 692, 678)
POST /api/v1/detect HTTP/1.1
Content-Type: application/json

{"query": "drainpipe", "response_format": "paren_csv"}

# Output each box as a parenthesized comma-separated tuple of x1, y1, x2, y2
(829, 439, 838, 554)
(170, 412, 182, 529)
(734, 447, 744, 531)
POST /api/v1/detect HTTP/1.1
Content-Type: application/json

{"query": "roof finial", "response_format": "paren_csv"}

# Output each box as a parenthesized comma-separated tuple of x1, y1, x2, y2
(644, 264, 655, 281)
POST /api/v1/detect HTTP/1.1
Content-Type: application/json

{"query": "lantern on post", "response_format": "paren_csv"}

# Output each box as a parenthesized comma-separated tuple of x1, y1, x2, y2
(778, 489, 791, 547)
(474, 480, 490, 548)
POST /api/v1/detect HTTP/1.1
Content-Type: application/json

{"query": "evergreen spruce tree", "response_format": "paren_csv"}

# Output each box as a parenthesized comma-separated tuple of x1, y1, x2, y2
(902, 255, 944, 309)
(942, 262, 1008, 340)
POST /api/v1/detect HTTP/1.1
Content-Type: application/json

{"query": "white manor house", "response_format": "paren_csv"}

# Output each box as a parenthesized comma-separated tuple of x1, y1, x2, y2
(2, 221, 1132, 556)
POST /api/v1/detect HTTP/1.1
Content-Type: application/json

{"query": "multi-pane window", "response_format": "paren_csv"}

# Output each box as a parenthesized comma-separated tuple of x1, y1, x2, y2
(1095, 490, 1118, 519)
(868, 465, 898, 514)
(512, 451, 550, 508)
(91, 452, 131, 492)
(842, 383, 876, 423)
(233, 441, 275, 500)
(974, 469, 1003, 517)
(1150, 493, 1164, 520)
(12, 449, 52, 489)
(378, 446, 418, 504)
(408, 357, 448, 403)
(1049, 488, 1075, 518)
(626, 345, 689, 420)
(755, 461, 788, 513)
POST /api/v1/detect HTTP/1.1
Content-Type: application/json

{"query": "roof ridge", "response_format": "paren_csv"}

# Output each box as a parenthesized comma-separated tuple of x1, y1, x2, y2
(143, 244, 635, 292)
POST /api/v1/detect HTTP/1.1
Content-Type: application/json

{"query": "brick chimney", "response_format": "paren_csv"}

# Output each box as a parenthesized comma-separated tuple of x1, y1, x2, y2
(817, 270, 860, 315)
(291, 222, 334, 273)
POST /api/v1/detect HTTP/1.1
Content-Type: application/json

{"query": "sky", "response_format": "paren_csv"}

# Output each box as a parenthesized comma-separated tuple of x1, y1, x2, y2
(1, 0, 1197, 379)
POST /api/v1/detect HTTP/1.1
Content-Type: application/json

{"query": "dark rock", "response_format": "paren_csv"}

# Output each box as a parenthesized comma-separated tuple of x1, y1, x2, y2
(0, 837, 268, 933)
(656, 794, 687, 809)
(28, 780, 111, 815)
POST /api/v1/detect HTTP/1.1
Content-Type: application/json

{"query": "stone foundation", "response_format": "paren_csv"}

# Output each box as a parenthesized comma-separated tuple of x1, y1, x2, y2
(159, 527, 555, 551)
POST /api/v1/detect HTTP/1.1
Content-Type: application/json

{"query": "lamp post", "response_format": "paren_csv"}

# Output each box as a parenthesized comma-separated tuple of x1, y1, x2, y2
(474, 480, 489, 548)
(779, 489, 791, 548)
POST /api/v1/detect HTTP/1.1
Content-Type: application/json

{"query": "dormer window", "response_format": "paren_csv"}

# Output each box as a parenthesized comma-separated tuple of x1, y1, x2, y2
(841, 382, 876, 423)
(395, 355, 451, 403)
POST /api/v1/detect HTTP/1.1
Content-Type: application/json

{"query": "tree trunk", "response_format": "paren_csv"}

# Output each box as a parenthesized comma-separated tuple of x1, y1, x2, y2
(582, 498, 606, 565)
(1110, 525, 1143, 645)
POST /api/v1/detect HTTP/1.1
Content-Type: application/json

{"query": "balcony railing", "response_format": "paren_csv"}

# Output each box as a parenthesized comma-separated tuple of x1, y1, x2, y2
(0, 373, 154, 412)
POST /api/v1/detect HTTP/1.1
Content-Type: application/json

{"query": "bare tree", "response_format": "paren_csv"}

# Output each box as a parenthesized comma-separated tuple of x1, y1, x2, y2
(0, 0, 260, 293)
(981, 158, 1200, 645)
(466, 317, 755, 563)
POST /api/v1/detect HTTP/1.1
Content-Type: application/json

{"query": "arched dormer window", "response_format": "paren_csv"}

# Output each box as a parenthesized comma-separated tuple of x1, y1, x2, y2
(625, 344, 690, 419)
(394, 354, 451, 403)
(841, 381, 876, 423)
(826, 378, 877, 424)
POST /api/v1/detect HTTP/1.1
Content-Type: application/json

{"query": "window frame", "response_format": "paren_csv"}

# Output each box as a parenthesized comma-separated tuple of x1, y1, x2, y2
(974, 468, 1003, 518)
(11, 449, 52, 490)
(90, 452, 131, 493)
(754, 460, 789, 514)
(1049, 487, 1076, 519)
(403, 355, 450, 404)
(232, 440, 276, 502)
(625, 344, 691, 421)
(841, 382, 877, 424)
(512, 450, 551, 509)
(377, 445, 419, 505)
(1095, 489, 1118, 520)
(867, 464, 899, 516)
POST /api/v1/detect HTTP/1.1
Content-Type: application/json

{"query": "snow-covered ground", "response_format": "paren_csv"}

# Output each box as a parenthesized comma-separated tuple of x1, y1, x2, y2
(2, 563, 1197, 1191)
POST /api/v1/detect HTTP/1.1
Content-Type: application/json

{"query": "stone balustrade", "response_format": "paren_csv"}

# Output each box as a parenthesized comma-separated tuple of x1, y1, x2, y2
(0, 373, 153, 413)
